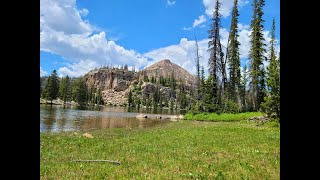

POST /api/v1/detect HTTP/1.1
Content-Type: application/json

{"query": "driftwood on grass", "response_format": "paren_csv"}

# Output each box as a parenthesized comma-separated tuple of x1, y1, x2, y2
(70, 160, 120, 165)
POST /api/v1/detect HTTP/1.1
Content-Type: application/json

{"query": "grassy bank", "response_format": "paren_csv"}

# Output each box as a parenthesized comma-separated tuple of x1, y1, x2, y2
(40, 120, 279, 179)
(183, 112, 264, 121)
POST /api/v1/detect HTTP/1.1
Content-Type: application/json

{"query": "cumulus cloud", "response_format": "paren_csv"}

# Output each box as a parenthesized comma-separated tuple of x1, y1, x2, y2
(167, 0, 176, 7)
(40, 0, 149, 77)
(58, 60, 99, 77)
(144, 38, 210, 76)
(238, 23, 250, 31)
(40, 0, 92, 34)
(41, 31, 148, 68)
(193, 15, 207, 28)
(40, 67, 48, 77)
(203, 0, 249, 18)
(182, 15, 207, 31)
(238, 26, 251, 59)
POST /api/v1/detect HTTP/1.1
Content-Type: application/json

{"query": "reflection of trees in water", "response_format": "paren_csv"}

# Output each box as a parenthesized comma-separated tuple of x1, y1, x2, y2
(56, 109, 67, 131)
(129, 107, 186, 115)
(80, 114, 104, 130)
(40, 105, 173, 132)
(79, 117, 166, 130)
(41, 105, 57, 132)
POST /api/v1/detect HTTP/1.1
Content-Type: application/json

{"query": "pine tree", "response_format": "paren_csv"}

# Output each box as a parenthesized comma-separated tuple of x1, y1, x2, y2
(170, 70, 176, 90)
(203, 75, 218, 112)
(151, 76, 155, 84)
(43, 70, 59, 105)
(248, 0, 266, 111)
(227, 0, 241, 108)
(164, 97, 169, 108)
(258, 64, 266, 106)
(153, 91, 158, 109)
(159, 91, 163, 109)
(240, 65, 249, 111)
(170, 99, 174, 110)
(195, 34, 201, 100)
(128, 90, 133, 107)
(208, 0, 225, 104)
(199, 66, 206, 100)
(147, 95, 152, 108)
(59, 75, 71, 105)
(40, 76, 42, 97)
(262, 19, 280, 118)
(96, 89, 104, 105)
(72, 78, 88, 106)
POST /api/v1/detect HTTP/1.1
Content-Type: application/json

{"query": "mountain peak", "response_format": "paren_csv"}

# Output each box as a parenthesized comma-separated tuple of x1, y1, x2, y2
(162, 59, 171, 63)
(143, 59, 196, 86)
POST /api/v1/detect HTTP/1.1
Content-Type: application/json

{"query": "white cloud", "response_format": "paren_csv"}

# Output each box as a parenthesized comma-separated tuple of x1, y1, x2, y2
(238, 26, 251, 59)
(182, 27, 192, 31)
(58, 59, 99, 77)
(193, 15, 207, 28)
(232, 24, 280, 60)
(144, 24, 280, 77)
(238, 23, 250, 31)
(167, 0, 176, 7)
(41, 31, 148, 68)
(203, 0, 249, 18)
(40, 0, 149, 77)
(182, 15, 206, 31)
(40, 0, 92, 34)
(79, 8, 89, 17)
(40, 67, 48, 76)
(144, 38, 210, 76)
(200, 24, 206, 28)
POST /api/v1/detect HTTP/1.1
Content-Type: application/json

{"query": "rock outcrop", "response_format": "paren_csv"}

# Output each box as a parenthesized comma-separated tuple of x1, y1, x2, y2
(84, 59, 195, 106)
(84, 68, 138, 106)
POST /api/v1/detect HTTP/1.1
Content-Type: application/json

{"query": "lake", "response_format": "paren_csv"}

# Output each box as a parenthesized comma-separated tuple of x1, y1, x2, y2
(40, 105, 186, 132)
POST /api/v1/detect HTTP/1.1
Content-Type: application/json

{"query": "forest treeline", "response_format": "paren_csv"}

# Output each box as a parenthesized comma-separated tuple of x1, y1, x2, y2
(191, 0, 279, 118)
(40, 71, 104, 106)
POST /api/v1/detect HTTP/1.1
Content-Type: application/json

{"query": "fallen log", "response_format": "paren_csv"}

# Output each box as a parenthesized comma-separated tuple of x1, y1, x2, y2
(70, 160, 120, 165)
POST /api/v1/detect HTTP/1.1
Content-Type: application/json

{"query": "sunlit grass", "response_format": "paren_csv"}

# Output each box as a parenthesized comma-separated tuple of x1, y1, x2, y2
(40, 120, 279, 179)
(184, 111, 264, 121)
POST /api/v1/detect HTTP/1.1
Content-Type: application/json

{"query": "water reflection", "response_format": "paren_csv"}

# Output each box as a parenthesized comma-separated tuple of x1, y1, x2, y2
(40, 105, 181, 132)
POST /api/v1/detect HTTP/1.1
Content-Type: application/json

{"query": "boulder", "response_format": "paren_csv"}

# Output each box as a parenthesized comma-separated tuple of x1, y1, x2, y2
(136, 114, 148, 118)
(83, 133, 94, 138)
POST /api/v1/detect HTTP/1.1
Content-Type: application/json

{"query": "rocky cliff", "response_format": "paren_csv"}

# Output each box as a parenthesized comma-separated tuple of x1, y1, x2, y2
(84, 68, 138, 106)
(84, 59, 196, 107)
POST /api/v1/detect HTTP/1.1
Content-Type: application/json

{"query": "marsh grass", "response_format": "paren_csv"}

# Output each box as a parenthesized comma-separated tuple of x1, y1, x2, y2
(40, 120, 279, 179)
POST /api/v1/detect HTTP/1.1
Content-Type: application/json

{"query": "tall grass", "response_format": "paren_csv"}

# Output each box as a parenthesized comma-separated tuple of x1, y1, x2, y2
(184, 112, 264, 121)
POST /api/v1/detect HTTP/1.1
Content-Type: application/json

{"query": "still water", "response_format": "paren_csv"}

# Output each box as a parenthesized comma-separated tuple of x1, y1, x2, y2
(40, 105, 186, 132)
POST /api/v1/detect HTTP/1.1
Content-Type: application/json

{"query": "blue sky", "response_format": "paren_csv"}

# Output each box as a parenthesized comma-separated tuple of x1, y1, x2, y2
(40, 0, 280, 77)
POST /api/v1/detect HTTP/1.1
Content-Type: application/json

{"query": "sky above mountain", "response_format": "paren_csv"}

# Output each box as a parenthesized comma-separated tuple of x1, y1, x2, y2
(40, 0, 280, 77)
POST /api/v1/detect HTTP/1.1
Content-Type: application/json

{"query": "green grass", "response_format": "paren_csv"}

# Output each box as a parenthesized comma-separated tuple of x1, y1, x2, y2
(40, 120, 279, 179)
(184, 111, 264, 121)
